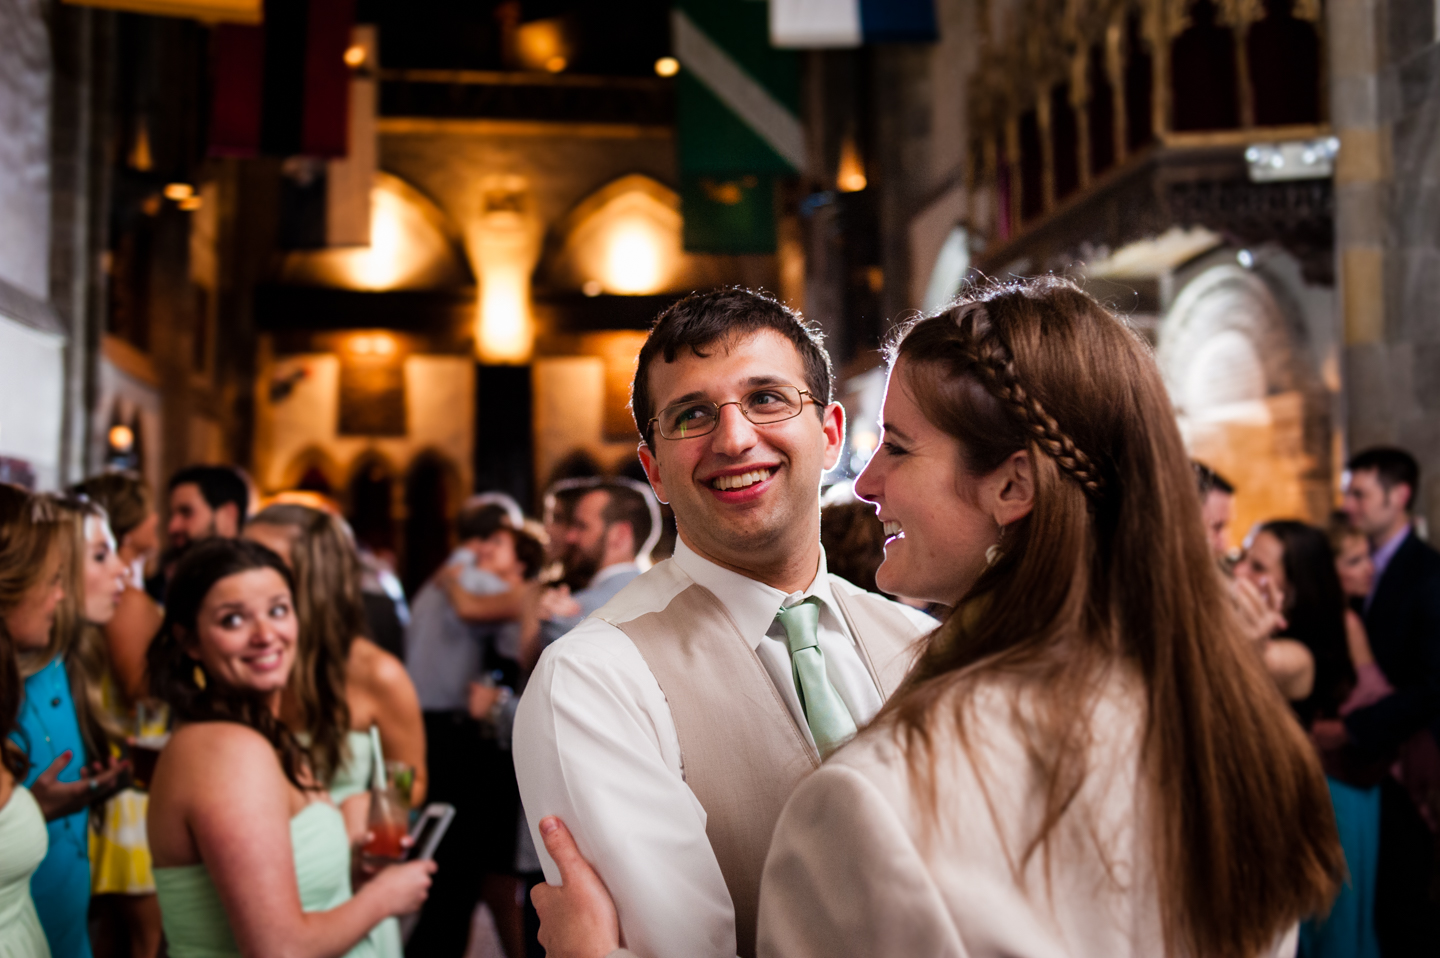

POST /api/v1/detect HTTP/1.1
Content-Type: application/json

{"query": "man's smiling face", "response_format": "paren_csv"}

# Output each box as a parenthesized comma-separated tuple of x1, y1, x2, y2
(638, 328, 844, 577)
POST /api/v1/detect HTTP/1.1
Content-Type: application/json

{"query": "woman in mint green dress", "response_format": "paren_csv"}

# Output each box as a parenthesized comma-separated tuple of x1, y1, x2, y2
(2, 521, 52, 958)
(144, 539, 434, 958)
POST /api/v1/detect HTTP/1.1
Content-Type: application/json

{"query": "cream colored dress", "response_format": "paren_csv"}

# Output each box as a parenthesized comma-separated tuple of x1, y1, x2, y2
(0, 786, 52, 958)
(755, 668, 1300, 958)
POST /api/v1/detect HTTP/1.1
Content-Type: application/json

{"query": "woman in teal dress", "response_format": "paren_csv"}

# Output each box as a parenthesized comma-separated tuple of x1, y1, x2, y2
(145, 538, 433, 958)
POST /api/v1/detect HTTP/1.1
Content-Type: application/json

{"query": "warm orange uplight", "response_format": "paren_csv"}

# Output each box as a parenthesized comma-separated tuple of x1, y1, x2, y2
(164, 182, 195, 201)
(837, 136, 867, 192)
(343, 44, 366, 68)
(654, 57, 679, 77)
(108, 424, 135, 452)
(346, 332, 397, 357)
(178, 195, 203, 211)
(545, 56, 567, 73)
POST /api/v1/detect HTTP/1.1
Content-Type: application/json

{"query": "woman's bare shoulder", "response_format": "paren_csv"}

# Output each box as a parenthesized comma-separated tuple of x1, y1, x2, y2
(347, 637, 415, 697)
(166, 721, 283, 770)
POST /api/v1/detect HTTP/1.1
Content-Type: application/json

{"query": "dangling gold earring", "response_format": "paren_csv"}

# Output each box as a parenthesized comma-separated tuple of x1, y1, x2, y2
(193, 664, 207, 690)
(985, 522, 1006, 567)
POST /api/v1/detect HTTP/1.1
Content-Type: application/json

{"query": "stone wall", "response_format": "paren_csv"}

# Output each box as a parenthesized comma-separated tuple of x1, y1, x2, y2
(1337, 0, 1440, 534)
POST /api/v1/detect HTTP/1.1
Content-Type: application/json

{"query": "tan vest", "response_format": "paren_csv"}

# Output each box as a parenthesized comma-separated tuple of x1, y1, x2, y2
(615, 578, 924, 958)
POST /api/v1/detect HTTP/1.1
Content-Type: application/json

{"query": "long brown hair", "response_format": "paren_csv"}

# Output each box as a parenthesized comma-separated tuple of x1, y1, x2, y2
(881, 278, 1342, 957)
(0, 484, 64, 782)
(146, 538, 314, 790)
(247, 503, 362, 787)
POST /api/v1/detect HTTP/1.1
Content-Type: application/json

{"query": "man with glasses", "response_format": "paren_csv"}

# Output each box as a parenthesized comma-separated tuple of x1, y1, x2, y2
(514, 289, 935, 958)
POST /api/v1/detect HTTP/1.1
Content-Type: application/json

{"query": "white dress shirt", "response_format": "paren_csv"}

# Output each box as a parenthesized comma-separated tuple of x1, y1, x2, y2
(513, 539, 936, 958)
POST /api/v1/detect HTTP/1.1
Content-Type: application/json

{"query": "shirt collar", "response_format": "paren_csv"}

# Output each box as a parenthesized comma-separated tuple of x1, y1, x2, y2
(1371, 523, 1412, 578)
(670, 537, 843, 648)
(591, 561, 639, 586)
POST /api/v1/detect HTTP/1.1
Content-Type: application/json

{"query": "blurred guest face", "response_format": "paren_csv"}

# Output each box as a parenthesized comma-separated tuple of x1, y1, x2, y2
(4, 549, 64, 650)
(121, 511, 160, 565)
(188, 568, 297, 696)
(563, 489, 612, 585)
(1344, 469, 1411, 541)
(1335, 534, 1374, 599)
(1236, 530, 1290, 610)
(1201, 489, 1234, 560)
(854, 363, 995, 606)
(475, 530, 523, 582)
(242, 523, 294, 568)
(638, 330, 843, 576)
(82, 516, 127, 625)
(168, 483, 219, 550)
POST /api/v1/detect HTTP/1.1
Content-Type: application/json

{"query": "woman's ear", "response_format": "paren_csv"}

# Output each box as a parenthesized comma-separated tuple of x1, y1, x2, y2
(991, 450, 1035, 527)
(176, 626, 202, 662)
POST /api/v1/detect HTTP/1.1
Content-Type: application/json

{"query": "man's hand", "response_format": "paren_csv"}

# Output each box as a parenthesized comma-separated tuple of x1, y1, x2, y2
(468, 682, 503, 721)
(531, 816, 620, 958)
(32, 751, 128, 821)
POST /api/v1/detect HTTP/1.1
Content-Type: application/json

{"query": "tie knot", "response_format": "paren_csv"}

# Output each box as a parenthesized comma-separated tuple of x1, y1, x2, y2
(776, 598, 821, 653)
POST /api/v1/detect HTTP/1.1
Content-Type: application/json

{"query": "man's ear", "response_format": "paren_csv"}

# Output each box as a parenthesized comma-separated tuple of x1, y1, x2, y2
(1393, 483, 1415, 513)
(606, 521, 635, 560)
(637, 443, 669, 505)
(215, 502, 240, 537)
(990, 450, 1035, 527)
(821, 402, 846, 472)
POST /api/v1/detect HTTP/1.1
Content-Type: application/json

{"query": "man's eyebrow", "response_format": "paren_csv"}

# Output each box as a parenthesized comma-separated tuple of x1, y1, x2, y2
(658, 375, 796, 410)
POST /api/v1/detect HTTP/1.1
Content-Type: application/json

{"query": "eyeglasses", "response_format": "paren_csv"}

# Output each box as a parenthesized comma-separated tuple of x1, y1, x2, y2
(650, 385, 814, 440)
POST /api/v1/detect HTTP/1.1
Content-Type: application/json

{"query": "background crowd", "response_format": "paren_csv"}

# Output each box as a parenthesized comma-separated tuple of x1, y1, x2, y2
(1, 310, 1439, 958)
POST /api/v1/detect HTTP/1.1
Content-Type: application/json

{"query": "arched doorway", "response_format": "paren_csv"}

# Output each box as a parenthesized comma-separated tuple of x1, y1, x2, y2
(403, 450, 460, 594)
(347, 453, 397, 560)
(1156, 261, 1330, 547)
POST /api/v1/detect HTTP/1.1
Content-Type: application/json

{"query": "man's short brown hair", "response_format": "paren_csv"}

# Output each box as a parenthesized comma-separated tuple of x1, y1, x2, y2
(630, 288, 833, 449)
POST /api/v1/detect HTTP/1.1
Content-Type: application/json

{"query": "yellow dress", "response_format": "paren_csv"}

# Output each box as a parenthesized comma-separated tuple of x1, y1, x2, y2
(89, 687, 168, 895)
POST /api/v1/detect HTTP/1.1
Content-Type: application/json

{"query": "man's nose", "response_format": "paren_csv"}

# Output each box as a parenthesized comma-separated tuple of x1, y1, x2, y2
(708, 403, 758, 457)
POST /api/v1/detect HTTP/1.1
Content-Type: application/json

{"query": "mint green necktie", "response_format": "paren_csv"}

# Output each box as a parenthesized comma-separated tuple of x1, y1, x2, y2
(775, 598, 857, 755)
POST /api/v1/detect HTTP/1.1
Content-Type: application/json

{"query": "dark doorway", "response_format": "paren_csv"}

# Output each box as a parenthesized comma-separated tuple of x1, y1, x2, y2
(348, 456, 395, 557)
(404, 452, 454, 595)
(474, 365, 535, 510)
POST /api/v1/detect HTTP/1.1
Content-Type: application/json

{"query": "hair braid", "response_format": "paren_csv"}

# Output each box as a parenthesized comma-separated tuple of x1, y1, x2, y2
(956, 308, 1106, 497)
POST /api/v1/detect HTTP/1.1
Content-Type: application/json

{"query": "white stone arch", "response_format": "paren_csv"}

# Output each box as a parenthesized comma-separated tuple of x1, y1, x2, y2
(1157, 262, 1330, 539)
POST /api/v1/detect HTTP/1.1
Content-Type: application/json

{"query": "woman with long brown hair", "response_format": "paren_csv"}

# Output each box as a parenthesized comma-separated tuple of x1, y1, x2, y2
(529, 279, 1344, 958)
(145, 538, 433, 958)
(11, 490, 129, 958)
(243, 504, 427, 825)
(1, 483, 64, 958)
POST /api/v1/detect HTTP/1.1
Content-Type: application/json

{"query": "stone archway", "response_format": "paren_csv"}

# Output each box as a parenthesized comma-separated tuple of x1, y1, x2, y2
(1157, 262, 1330, 546)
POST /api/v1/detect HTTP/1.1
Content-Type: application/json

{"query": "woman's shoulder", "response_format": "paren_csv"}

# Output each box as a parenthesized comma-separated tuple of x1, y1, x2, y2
(167, 721, 286, 771)
(347, 637, 416, 700)
(830, 665, 1147, 808)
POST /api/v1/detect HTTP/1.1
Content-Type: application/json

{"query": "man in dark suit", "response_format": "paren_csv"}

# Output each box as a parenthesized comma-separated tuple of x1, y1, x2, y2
(1316, 446, 1440, 953)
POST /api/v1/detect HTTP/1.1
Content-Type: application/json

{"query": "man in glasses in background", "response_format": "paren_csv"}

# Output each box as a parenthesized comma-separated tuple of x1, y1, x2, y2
(514, 288, 935, 958)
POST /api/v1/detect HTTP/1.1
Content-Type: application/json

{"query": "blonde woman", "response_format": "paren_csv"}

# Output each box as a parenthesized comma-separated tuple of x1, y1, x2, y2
(69, 473, 167, 958)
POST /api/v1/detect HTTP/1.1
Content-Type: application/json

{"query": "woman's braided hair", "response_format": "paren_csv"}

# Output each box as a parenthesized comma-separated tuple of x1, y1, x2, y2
(947, 298, 1106, 498)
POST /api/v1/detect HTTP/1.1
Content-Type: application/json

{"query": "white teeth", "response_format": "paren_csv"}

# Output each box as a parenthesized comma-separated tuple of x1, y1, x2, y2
(883, 521, 903, 538)
(712, 469, 772, 491)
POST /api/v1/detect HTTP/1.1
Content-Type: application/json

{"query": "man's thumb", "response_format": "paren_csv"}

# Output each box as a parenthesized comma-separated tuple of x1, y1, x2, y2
(539, 816, 584, 882)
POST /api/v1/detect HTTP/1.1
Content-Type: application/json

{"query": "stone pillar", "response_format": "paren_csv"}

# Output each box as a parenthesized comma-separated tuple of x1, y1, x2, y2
(1333, 0, 1440, 532)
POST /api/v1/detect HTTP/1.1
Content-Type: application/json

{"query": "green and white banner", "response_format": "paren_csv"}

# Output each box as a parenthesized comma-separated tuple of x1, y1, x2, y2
(673, 0, 800, 253)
